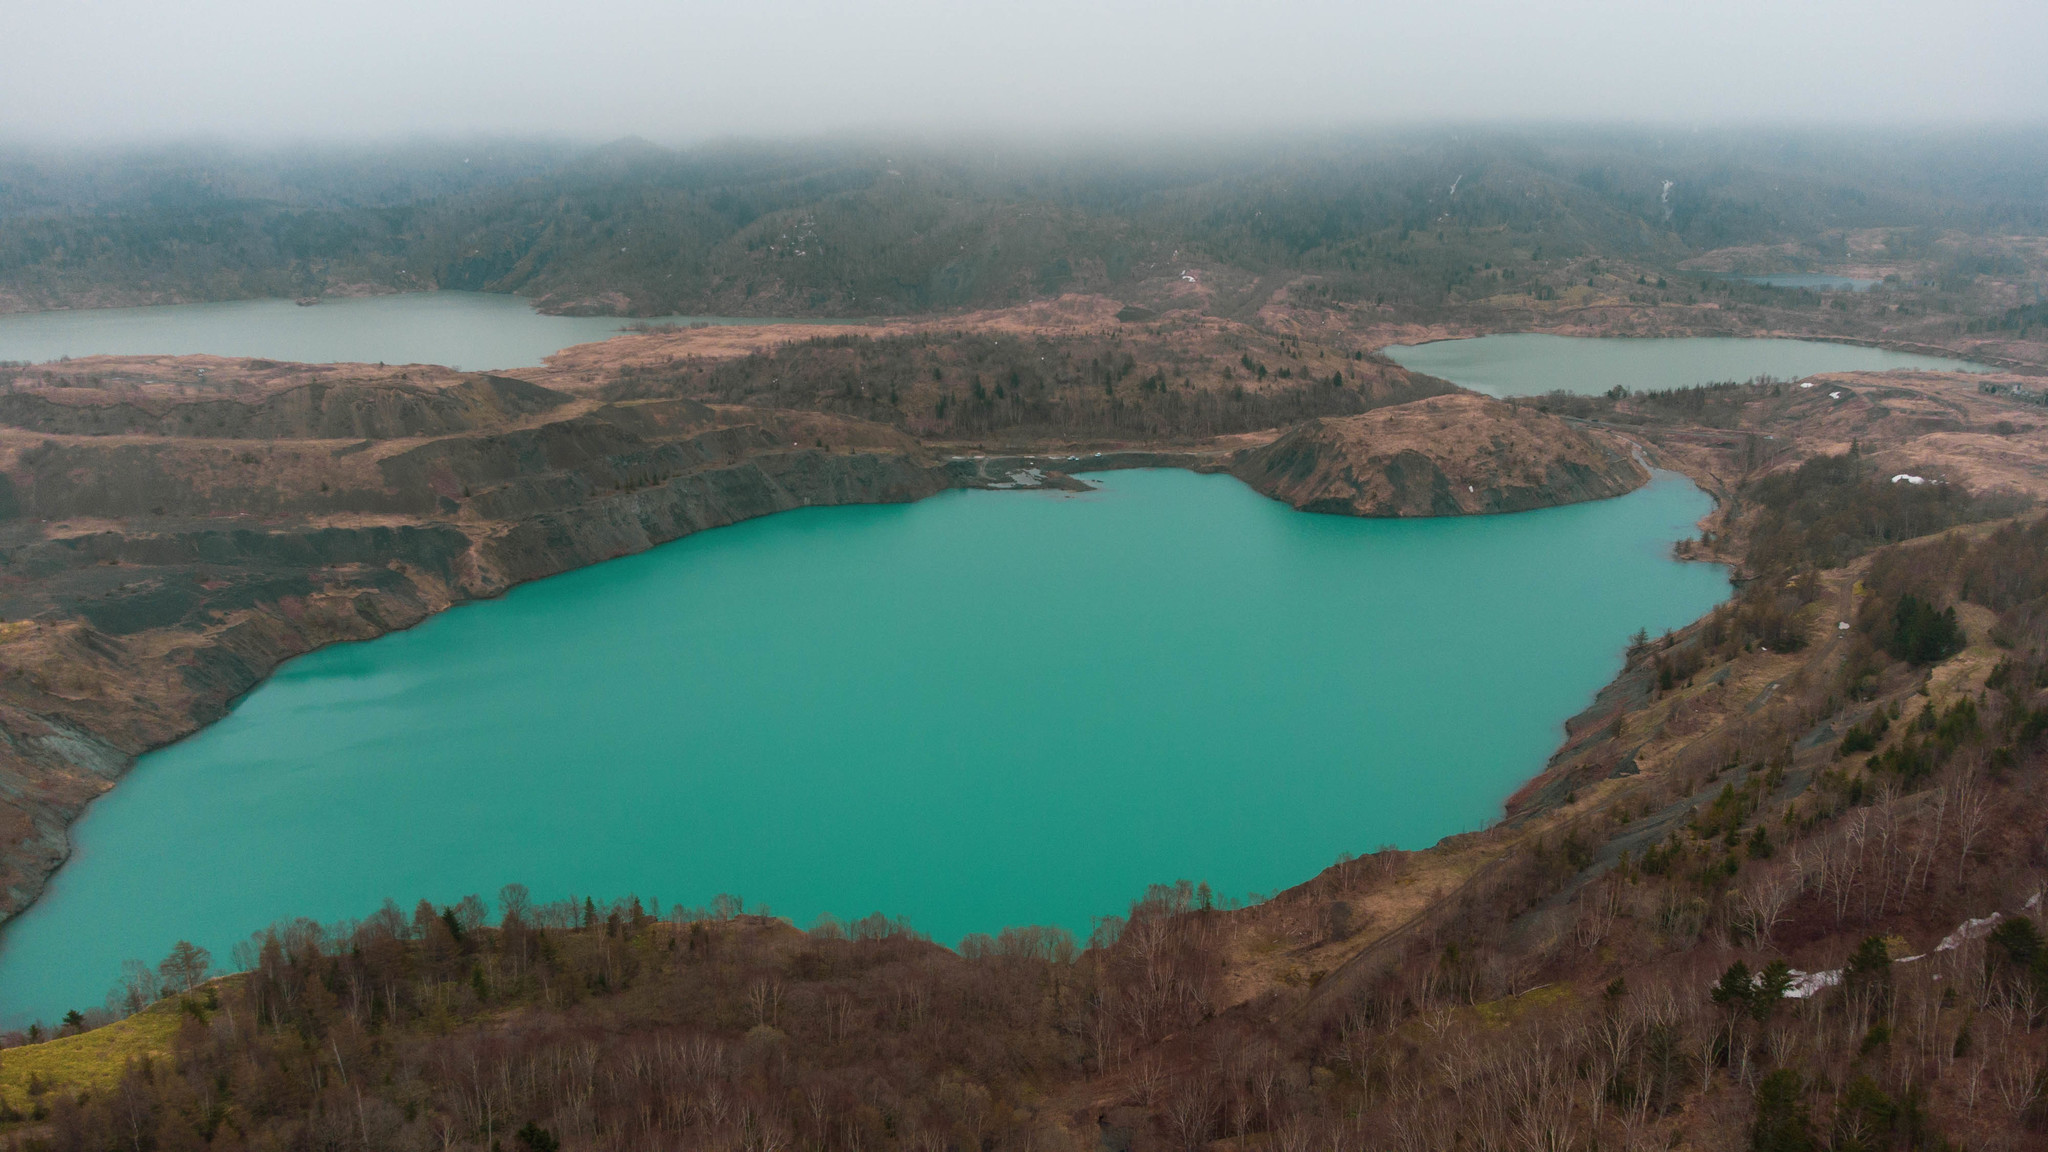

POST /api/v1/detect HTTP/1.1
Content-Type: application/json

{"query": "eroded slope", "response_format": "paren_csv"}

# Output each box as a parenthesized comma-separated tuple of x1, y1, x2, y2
(1232, 391, 1649, 516)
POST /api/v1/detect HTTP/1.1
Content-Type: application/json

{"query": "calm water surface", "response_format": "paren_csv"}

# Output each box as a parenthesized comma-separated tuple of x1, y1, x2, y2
(1382, 333, 1987, 396)
(0, 291, 846, 371)
(0, 469, 1726, 1024)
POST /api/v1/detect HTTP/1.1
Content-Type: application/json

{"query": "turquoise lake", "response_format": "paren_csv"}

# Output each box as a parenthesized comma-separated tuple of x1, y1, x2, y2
(1382, 333, 1988, 396)
(0, 468, 1726, 1025)
(0, 291, 847, 371)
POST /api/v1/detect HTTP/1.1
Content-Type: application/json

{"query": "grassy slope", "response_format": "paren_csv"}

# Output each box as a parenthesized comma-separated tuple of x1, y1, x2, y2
(0, 998, 184, 1113)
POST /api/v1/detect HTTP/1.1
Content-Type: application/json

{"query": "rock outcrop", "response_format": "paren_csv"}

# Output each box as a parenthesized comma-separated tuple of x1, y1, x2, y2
(1231, 392, 1648, 517)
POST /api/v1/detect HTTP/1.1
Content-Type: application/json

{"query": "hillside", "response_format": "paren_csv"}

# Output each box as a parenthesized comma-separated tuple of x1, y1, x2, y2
(1231, 392, 1647, 516)
(6, 131, 2048, 322)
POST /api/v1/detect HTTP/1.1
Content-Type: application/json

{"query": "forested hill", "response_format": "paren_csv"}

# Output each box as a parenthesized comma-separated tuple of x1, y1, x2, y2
(4, 130, 2047, 318)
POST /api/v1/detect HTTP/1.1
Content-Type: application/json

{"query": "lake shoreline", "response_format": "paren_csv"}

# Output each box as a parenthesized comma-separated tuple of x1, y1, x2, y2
(0, 290, 872, 371)
(8, 298, 2044, 1022)
(0, 432, 1682, 938)
(9, 285, 2043, 380)
(1380, 332, 1993, 396)
(0, 463, 1730, 1021)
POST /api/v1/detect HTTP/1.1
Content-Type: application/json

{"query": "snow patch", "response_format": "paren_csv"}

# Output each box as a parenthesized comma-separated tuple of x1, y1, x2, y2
(1752, 899, 2042, 1000)
(1783, 969, 1841, 999)
(1939, 913, 2004, 952)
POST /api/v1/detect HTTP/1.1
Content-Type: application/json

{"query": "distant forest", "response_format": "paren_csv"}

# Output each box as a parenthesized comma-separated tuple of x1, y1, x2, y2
(4, 130, 2047, 317)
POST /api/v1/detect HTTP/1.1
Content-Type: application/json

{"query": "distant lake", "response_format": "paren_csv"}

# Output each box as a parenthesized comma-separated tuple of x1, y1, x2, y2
(0, 469, 1728, 1026)
(0, 292, 850, 371)
(1382, 334, 1988, 397)
(1737, 275, 1879, 292)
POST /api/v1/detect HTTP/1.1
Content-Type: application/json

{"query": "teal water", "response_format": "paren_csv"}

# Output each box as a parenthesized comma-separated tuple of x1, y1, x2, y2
(0, 291, 848, 371)
(1382, 333, 1987, 396)
(0, 469, 1726, 1025)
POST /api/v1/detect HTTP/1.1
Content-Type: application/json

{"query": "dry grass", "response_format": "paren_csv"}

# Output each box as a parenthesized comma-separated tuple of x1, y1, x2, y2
(0, 998, 186, 1111)
(1469, 981, 1576, 1028)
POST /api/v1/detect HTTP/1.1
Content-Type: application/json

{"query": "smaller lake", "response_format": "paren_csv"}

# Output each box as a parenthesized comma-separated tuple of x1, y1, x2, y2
(1736, 275, 1878, 292)
(1382, 334, 1988, 397)
(0, 292, 851, 372)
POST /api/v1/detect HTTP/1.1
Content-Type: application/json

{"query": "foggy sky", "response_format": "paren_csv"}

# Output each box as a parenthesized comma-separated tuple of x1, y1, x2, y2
(4, 0, 2045, 142)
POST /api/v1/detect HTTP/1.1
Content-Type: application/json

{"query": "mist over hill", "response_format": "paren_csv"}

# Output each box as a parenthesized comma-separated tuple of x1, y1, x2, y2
(5, 129, 2046, 319)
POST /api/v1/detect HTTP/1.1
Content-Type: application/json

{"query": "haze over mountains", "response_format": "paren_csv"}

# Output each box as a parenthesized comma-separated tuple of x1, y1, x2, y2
(4, 131, 2047, 320)
(4, 0, 2046, 141)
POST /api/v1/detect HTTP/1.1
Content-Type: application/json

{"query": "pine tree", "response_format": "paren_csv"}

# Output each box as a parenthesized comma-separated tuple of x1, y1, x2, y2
(1752, 1069, 1815, 1152)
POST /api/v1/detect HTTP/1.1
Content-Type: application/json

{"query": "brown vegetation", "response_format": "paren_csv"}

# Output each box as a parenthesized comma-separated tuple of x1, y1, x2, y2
(579, 310, 1447, 448)
(1231, 393, 1647, 517)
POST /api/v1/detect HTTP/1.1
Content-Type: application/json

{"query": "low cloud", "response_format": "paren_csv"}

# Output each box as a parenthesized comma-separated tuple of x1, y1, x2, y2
(3, 0, 2044, 141)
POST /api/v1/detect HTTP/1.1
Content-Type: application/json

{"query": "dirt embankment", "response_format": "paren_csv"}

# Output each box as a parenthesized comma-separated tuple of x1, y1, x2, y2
(1231, 392, 1648, 516)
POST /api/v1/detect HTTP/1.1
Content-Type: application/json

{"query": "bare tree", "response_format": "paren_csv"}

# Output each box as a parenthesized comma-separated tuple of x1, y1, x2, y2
(1816, 815, 1868, 925)
(1952, 765, 1990, 885)
(1866, 784, 1899, 918)
(117, 957, 163, 1014)
(498, 883, 532, 925)
(1163, 1079, 1215, 1152)
(1993, 1048, 2045, 1120)
(1129, 1054, 1167, 1109)
(157, 940, 211, 995)
(1736, 870, 1801, 948)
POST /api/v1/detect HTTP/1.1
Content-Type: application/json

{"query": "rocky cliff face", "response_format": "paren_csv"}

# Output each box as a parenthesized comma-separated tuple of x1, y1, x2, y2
(1231, 392, 1648, 517)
